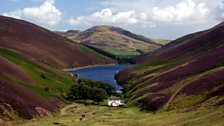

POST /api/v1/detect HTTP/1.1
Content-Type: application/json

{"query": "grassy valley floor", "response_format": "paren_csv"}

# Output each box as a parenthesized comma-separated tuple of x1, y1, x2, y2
(13, 103, 224, 126)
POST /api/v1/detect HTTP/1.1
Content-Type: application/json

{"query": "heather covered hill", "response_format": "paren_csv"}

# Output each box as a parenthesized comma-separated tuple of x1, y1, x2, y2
(0, 16, 115, 69)
(0, 79, 62, 119)
(0, 16, 115, 120)
(56, 25, 167, 57)
(136, 22, 224, 63)
(0, 48, 70, 119)
(116, 21, 224, 112)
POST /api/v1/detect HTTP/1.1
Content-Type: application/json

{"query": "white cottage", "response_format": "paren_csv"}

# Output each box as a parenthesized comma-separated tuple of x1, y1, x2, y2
(108, 96, 125, 107)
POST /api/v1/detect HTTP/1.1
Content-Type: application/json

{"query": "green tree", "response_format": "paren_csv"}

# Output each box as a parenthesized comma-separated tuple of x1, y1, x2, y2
(78, 82, 91, 102)
(95, 81, 115, 96)
(67, 77, 113, 104)
(91, 87, 107, 104)
(67, 81, 80, 101)
(78, 78, 93, 87)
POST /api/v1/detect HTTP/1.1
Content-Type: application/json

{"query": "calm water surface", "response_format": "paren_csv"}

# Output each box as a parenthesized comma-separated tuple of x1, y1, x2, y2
(68, 64, 131, 91)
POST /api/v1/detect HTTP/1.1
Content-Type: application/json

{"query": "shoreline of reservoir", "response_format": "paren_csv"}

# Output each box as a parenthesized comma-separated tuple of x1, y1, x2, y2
(63, 63, 119, 71)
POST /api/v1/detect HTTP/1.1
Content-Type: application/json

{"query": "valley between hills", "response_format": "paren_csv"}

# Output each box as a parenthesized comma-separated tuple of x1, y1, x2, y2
(14, 103, 224, 126)
(0, 15, 224, 126)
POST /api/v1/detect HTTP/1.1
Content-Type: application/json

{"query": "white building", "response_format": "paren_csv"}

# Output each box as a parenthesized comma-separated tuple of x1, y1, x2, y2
(108, 96, 125, 107)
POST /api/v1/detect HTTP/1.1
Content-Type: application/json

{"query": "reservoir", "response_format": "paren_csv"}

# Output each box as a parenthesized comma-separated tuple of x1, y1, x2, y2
(68, 64, 131, 92)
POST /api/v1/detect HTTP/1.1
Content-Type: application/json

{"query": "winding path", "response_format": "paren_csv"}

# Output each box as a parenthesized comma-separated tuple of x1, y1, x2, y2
(60, 103, 77, 116)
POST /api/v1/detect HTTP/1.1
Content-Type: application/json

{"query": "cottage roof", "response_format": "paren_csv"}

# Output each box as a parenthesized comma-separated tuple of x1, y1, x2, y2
(108, 96, 120, 100)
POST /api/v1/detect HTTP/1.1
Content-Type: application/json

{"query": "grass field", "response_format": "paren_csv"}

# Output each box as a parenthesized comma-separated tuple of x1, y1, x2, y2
(108, 50, 141, 57)
(13, 103, 224, 126)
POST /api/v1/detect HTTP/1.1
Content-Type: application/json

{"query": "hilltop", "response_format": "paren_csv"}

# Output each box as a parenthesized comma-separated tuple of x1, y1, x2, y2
(0, 16, 115, 69)
(56, 25, 169, 57)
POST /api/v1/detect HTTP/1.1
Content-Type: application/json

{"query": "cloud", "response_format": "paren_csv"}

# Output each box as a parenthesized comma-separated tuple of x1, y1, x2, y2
(3, 0, 62, 26)
(68, 0, 210, 27)
(215, 0, 224, 21)
(68, 8, 149, 26)
(150, 0, 209, 23)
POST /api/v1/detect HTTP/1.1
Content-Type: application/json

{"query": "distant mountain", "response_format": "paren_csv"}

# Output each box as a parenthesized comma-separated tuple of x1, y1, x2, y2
(56, 26, 168, 57)
(116, 21, 224, 112)
(55, 30, 81, 41)
(0, 16, 115, 119)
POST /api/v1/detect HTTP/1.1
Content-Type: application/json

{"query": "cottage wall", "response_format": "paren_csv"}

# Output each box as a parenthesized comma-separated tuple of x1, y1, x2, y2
(108, 100, 121, 107)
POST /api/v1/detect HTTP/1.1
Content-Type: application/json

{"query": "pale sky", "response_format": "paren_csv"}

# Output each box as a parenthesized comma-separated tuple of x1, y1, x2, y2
(1, 0, 224, 39)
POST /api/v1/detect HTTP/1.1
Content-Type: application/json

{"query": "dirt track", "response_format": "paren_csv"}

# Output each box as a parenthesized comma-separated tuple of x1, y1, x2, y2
(60, 103, 77, 116)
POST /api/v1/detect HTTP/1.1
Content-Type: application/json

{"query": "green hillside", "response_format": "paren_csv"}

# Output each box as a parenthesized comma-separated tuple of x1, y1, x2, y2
(0, 48, 72, 98)
(56, 25, 163, 58)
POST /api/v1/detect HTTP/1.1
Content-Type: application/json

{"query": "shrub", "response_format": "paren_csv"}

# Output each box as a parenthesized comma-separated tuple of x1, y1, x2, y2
(67, 78, 113, 104)
(40, 74, 46, 79)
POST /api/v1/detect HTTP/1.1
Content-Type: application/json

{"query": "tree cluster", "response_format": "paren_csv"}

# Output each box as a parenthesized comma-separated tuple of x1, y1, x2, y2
(67, 78, 116, 104)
